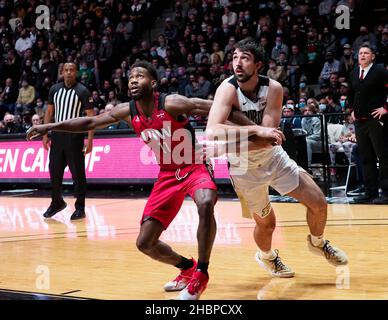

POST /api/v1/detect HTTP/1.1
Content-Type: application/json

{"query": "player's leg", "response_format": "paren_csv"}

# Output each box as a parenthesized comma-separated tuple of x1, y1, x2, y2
(44, 133, 67, 218)
(66, 133, 87, 220)
(252, 204, 295, 278)
(136, 217, 182, 265)
(287, 171, 348, 265)
(231, 171, 294, 278)
(136, 173, 197, 293)
(178, 164, 218, 300)
(193, 188, 217, 269)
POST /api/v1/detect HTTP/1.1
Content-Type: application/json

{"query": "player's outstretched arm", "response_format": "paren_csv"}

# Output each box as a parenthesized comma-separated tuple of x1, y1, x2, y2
(164, 94, 213, 117)
(27, 103, 131, 140)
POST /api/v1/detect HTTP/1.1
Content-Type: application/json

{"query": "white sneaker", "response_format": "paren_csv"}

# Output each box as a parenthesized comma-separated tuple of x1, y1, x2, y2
(254, 250, 295, 278)
(307, 235, 348, 266)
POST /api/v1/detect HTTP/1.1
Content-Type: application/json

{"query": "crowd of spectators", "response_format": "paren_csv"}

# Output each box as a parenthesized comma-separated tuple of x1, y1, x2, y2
(0, 0, 387, 135)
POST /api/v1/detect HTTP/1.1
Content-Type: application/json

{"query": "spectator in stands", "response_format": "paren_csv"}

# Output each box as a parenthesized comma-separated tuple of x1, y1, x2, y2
(329, 114, 356, 172)
(91, 90, 106, 114)
(352, 26, 378, 59)
(339, 44, 355, 77)
(0, 77, 18, 117)
(376, 27, 388, 66)
(305, 31, 323, 83)
(271, 35, 289, 61)
(15, 79, 35, 115)
(302, 103, 322, 167)
(319, 51, 340, 84)
(287, 45, 306, 92)
(32, 113, 42, 126)
(21, 110, 33, 133)
(321, 26, 338, 55)
(195, 42, 211, 65)
(267, 58, 287, 84)
(222, 6, 237, 28)
(0, 113, 23, 134)
(15, 28, 35, 57)
(164, 17, 177, 42)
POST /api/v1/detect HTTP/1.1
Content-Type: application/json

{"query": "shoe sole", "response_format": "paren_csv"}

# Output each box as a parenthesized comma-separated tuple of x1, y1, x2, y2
(70, 213, 86, 221)
(254, 253, 295, 278)
(164, 283, 188, 292)
(43, 202, 67, 218)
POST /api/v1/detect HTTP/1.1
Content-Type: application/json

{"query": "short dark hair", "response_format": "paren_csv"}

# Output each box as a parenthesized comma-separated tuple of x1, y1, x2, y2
(234, 39, 263, 62)
(131, 61, 158, 81)
(359, 43, 376, 54)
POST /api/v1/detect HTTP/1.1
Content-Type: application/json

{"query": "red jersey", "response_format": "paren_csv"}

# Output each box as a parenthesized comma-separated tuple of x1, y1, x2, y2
(130, 92, 197, 171)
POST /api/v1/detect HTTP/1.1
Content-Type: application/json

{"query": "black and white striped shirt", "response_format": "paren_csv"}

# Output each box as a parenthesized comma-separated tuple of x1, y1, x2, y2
(48, 82, 93, 123)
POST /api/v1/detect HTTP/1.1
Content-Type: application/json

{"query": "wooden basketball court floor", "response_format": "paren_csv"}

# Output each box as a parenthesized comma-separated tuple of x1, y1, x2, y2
(1, 194, 388, 300)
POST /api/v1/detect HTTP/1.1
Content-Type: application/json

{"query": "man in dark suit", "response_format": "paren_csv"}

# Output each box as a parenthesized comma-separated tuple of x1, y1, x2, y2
(349, 44, 388, 204)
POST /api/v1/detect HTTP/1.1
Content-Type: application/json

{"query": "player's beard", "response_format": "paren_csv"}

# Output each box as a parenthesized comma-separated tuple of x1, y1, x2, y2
(132, 85, 153, 100)
(234, 69, 256, 83)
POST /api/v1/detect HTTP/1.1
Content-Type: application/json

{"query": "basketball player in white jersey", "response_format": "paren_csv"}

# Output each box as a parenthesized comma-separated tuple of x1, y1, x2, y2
(206, 39, 348, 277)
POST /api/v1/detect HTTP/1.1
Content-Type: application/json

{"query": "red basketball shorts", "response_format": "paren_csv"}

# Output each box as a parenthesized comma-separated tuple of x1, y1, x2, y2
(141, 164, 217, 229)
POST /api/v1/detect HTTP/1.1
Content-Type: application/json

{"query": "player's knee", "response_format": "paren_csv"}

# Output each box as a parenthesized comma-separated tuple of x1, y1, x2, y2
(310, 192, 327, 213)
(136, 237, 154, 254)
(196, 196, 215, 216)
(255, 215, 275, 232)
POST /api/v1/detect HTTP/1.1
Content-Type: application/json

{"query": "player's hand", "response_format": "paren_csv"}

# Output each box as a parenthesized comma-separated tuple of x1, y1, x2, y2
(26, 125, 50, 141)
(255, 126, 285, 146)
(371, 107, 387, 120)
(83, 140, 93, 155)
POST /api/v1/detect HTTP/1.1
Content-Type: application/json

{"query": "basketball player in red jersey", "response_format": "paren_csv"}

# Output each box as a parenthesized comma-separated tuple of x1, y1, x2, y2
(27, 61, 284, 300)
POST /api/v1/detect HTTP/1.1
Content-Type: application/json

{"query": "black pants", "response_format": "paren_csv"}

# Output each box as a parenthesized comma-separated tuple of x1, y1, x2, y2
(351, 144, 364, 185)
(49, 132, 87, 209)
(355, 119, 388, 195)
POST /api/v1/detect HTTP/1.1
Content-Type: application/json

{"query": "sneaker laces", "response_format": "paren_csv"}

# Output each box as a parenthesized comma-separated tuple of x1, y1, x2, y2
(322, 241, 337, 259)
(187, 278, 201, 295)
(174, 266, 194, 282)
(187, 272, 207, 295)
(271, 250, 288, 272)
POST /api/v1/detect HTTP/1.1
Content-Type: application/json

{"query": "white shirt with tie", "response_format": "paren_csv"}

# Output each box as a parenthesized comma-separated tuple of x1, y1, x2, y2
(359, 63, 373, 79)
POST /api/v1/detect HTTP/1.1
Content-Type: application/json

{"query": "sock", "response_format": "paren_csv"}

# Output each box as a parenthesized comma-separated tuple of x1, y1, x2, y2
(175, 256, 194, 270)
(310, 234, 325, 247)
(259, 249, 276, 260)
(196, 261, 209, 275)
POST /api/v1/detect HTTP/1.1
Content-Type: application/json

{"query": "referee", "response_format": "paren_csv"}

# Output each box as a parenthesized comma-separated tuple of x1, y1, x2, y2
(349, 44, 388, 204)
(42, 62, 94, 220)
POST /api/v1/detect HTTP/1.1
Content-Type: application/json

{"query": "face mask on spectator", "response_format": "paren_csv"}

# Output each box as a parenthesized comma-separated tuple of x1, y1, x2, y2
(319, 103, 327, 111)
(299, 82, 306, 89)
(223, 28, 229, 33)
(151, 51, 157, 57)
(245, 15, 250, 20)
(299, 102, 305, 108)
(37, 102, 43, 108)
(287, 104, 294, 109)
(103, 19, 109, 25)
(102, 39, 108, 45)
(6, 121, 14, 128)
(201, 48, 206, 53)
(340, 100, 346, 108)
